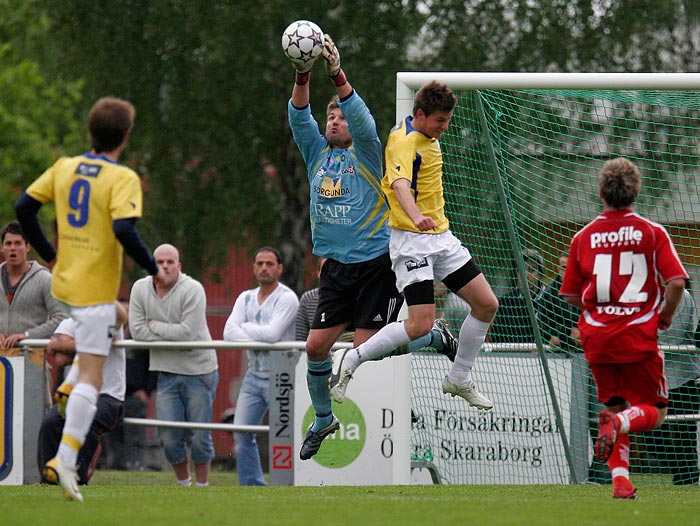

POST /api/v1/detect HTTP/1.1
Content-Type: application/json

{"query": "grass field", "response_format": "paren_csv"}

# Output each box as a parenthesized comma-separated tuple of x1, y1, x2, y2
(2, 470, 698, 526)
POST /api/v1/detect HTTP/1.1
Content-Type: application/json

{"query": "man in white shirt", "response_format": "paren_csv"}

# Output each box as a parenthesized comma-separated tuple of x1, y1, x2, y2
(224, 247, 298, 485)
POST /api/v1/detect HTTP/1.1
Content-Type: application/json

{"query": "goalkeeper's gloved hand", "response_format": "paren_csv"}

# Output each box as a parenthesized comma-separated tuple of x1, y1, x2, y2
(290, 56, 317, 74)
(53, 382, 73, 418)
(322, 34, 341, 76)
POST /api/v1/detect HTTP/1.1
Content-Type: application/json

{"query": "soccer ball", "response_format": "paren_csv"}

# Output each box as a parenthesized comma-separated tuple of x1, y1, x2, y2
(281, 20, 324, 65)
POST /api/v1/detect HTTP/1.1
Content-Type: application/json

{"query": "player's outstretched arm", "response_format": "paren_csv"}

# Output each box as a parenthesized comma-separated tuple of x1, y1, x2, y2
(322, 34, 351, 99)
(291, 68, 311, 109)
(289, 45, 317, 109)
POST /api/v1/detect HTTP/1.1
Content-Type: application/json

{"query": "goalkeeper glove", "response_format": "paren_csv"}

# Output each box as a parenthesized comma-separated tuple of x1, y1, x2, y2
(53, 383, 73, 418)
(322, 34, 341, 76)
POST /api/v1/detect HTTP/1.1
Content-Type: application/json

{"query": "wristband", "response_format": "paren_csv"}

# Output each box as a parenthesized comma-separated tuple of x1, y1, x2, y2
(330, 68, 347, 88)
(295, 71, 310, 85)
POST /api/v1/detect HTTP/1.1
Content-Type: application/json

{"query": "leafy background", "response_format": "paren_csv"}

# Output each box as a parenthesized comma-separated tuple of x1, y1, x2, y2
(3, 0, 700, 292)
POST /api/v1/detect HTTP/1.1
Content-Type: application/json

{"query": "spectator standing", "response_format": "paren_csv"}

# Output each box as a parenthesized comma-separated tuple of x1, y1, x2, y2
(560, 157, 688, 499)
(223, 247, 298, 486)
(15, 97, 161, 502)
(129, 243, 218, 487)
(0, 221, 67, 349)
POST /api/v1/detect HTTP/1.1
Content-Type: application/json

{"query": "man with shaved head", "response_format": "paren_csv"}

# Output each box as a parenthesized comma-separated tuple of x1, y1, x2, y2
(129, 243, 218, 487)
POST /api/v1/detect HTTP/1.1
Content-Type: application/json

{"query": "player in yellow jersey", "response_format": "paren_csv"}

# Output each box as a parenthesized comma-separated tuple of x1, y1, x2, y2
(15, 97, 164, 502)
(330, 82, 499, 410)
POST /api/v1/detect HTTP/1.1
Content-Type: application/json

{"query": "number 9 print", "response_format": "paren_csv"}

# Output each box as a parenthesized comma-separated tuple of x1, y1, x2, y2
(68, 179, 91, 227)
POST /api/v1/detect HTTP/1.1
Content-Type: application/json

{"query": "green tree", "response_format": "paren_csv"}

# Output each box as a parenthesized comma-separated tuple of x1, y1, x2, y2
(415, 0, 700, 72)
(0, 0, 83, 227)
(16, 0, 700, 293)
(43, 1, 422, 293)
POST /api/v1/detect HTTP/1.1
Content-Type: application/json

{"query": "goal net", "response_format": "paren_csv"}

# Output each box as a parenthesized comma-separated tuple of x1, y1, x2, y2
(400, 73, 700, 485)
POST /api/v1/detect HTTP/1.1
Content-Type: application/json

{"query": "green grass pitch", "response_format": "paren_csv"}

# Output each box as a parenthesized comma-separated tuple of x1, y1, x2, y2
(2, 471, 698, 526)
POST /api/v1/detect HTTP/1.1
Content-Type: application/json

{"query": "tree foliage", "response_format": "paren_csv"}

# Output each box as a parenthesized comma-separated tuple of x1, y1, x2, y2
(37, 0, 421, 292)
(4, 0, 700, 293)
(0, 0, 83, 228)
(414, 0, 700, 72)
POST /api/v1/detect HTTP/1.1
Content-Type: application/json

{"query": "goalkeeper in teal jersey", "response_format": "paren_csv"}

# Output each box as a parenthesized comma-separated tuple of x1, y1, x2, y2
(287, 34, 456, 460)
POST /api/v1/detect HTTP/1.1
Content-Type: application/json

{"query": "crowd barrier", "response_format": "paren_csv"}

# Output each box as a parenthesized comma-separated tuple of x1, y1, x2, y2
(2, 339, 698, 485)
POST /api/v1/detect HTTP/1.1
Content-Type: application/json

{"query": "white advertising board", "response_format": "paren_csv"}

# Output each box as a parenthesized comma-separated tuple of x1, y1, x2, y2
(411, 354, 572, 484)
(292, 353, 411, 485)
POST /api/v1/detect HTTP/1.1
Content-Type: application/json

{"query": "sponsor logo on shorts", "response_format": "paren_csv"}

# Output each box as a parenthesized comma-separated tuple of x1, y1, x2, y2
(405, 257, 429, 272)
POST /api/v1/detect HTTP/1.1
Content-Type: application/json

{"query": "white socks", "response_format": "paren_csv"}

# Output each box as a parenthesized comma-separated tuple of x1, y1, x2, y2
(58, 382, 98, 469)
(448, 315, 490, 383)
(346, 322, 411, 370)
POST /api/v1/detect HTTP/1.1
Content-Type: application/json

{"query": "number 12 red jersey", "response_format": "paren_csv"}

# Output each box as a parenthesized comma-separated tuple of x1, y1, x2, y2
(560, 209, 687, 364)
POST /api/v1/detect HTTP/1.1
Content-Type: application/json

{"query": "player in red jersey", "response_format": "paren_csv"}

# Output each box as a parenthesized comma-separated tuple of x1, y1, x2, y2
(560, 157, 687, 499)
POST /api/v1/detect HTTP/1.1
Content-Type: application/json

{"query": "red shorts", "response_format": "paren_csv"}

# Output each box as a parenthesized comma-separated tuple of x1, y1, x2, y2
(590, 352, 668, 407)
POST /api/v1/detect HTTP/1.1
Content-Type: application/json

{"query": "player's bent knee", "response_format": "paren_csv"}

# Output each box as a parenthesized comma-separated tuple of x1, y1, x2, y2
(473, 296, 499, 322)
(403, 317, 433, 340)
(305, 337, 331, 361)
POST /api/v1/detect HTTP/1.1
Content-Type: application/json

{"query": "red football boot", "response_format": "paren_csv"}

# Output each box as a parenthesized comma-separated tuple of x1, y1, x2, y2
(612, 476, 638, 500)
(594, 411, 620, 463)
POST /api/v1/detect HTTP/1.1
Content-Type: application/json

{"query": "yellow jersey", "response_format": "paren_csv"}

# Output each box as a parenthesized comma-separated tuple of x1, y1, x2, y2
(27, 153, 143, 306)
(382, 116, 449, 233)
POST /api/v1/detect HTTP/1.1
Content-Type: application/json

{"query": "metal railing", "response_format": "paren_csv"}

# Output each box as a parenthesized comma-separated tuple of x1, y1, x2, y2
(18, 338, 700, 425)
(20, 338, 352, 433)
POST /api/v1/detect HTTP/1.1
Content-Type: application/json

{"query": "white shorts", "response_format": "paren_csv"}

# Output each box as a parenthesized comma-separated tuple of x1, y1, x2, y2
(70, 303, 117, 357)
(389, 229, 472, 293)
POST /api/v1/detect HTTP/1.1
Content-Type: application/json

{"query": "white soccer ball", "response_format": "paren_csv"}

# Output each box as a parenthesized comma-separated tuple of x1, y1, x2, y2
(281, 20, 324, 65)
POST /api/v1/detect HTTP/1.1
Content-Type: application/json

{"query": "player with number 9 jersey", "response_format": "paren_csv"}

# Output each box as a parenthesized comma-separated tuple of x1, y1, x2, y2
(26, 155, 143, 306)
(15, 97, 159, 503)
(561, 186, 688, 364)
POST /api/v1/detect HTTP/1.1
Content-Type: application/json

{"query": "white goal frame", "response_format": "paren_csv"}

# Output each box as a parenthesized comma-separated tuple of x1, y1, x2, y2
(394, 72, 700, 484)
(396, 71, 700, 122)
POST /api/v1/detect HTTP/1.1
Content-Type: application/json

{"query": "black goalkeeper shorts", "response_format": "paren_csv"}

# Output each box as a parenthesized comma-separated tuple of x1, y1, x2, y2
(312, 252, 403, 331)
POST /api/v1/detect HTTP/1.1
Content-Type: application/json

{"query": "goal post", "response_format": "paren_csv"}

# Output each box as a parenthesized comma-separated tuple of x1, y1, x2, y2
(398, 72, 700, 485)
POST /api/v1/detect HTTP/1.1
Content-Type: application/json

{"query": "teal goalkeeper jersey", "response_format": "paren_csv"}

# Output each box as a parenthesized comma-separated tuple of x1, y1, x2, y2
(288, 90, 390, 264)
